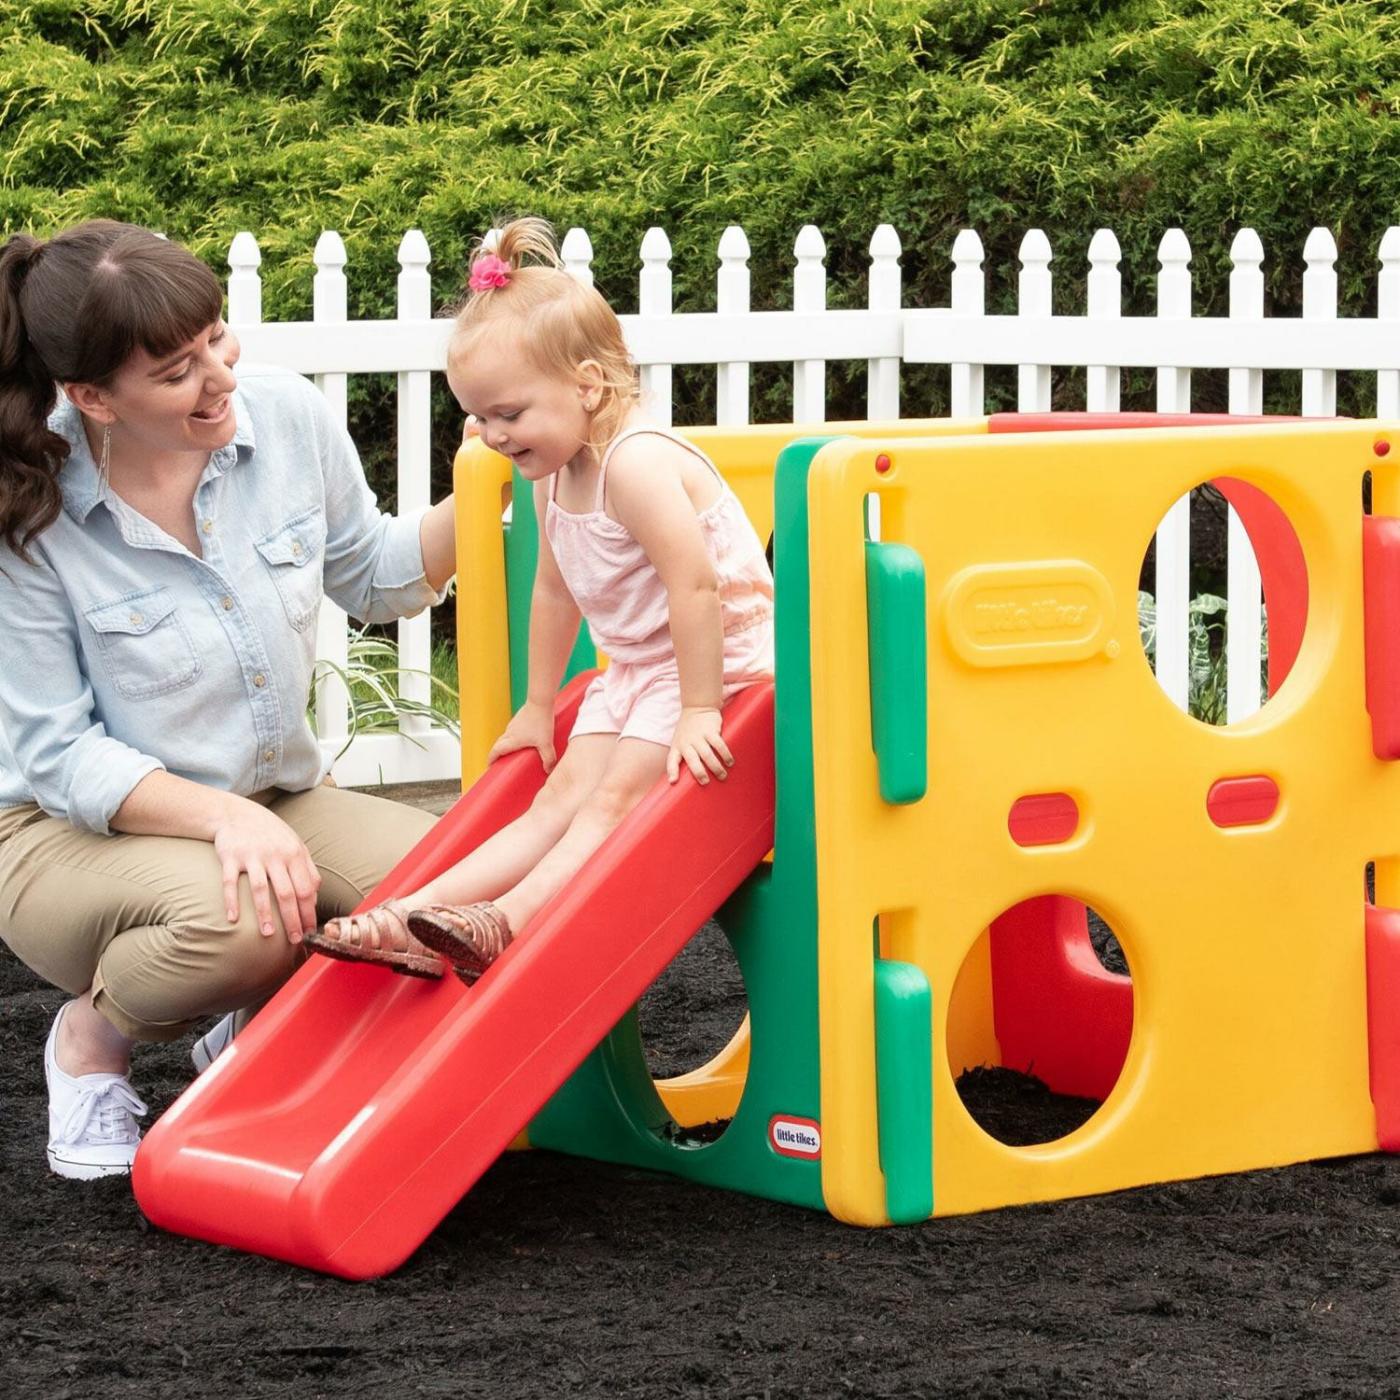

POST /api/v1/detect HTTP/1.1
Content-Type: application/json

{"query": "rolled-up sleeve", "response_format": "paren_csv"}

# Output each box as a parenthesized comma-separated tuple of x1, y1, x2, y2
(308, 385, 448, 625)
(0, 551, 164, 833)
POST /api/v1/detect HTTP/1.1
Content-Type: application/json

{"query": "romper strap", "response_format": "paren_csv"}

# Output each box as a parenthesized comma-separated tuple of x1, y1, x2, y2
(595, 426, 723, 512)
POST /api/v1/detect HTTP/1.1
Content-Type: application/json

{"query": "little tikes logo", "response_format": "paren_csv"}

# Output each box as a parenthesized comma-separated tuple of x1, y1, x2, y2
(769, 1114, 821, 1159)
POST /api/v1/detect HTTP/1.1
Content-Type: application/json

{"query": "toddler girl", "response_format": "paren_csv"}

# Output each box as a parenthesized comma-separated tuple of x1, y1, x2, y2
(306, 218, 774, 980)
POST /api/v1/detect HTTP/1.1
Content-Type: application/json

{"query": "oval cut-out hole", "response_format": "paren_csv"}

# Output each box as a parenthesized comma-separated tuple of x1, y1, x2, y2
(1207, 775, 1280, 828)
(1008, 792, 1079, 847)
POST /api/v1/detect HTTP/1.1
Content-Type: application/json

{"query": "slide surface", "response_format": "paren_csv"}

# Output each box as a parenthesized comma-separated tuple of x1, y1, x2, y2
(132, 677, 775, 1279)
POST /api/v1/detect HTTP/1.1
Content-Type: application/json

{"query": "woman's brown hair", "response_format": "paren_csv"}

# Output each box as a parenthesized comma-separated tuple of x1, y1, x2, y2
(0, 220, 223, 561)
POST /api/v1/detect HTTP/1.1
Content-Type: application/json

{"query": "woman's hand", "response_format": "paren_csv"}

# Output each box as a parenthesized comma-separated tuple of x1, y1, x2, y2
(212, 798, 322, 943)
(667, 706, 733, 786)
(488, 699, 558, 772)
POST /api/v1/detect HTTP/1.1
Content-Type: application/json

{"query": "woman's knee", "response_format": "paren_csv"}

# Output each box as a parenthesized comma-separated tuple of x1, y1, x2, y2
(95, 903, 302, 1041)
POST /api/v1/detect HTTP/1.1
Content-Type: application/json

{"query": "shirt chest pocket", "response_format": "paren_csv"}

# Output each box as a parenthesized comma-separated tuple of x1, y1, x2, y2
(85, 587, 202, 700)
(255, 507, 326, 632)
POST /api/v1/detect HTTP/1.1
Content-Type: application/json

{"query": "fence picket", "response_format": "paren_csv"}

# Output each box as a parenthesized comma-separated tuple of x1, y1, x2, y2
(1380, 228, 1400, 418)
(950, 230, 985, 418)
(562, 227, 594, 287)
(227, 232, 261, 326)
(1226, 228, 1266, 724)
(311, 231, 351, 749)
(793, 225, 827, 422)
(1154, 229, 1193, 711)
(396, 229, 434, 737)
(1085, 229, 1121, 412)
(716, 226, 752, 427)
(639, 228, 674, 426)
(1302, 228, 1339, 418)
(867, 225, 901, 420)
(1017, 230, 1053, 412)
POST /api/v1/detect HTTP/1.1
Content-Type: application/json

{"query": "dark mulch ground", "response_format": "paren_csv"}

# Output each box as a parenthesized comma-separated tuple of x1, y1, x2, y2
(5, 908, 1400, 1398)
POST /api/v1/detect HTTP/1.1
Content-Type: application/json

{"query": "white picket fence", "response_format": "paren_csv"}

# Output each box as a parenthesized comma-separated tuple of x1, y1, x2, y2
(224, 222, 1400, 785)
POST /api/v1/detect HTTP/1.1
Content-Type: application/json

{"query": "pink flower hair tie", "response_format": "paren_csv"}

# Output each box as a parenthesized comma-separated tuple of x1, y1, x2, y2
(469, 253, 511, 292)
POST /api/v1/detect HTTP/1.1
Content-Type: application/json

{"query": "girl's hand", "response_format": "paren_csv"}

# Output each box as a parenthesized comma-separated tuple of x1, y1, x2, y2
(212, 798, 322, 943)
(488, 699, 558, 772)
(668, 707, 733, 786)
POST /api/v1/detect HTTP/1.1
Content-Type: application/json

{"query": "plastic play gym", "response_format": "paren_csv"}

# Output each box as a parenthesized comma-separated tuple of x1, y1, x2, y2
(133, 413, 1400, 1278)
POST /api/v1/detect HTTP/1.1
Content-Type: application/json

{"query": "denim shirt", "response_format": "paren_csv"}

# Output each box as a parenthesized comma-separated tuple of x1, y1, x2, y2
(0, 364, 446, 833)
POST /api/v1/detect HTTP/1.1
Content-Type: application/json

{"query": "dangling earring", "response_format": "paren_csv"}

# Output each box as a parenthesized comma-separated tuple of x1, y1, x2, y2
(97, 426, 111, 493)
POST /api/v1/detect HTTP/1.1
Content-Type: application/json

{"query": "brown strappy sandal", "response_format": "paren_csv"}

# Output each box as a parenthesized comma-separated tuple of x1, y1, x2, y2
(406, 902, 514, 984)
(304, 900, 444, 979)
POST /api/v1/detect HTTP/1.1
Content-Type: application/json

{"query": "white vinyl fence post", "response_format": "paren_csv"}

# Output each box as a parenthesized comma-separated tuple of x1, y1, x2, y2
(1226, 228, 1266, 724)
(1379, 228, 1400, 418)
(396, 229, 433, 737)
(1154, 228, 1193, 711)
(638, 227, 674, 427)
(1302, 228, 1339, 418)
(1085, 229, 1121, 413)
(792, 225, 827, 423)
(227, 232, 262, 327)
(562, 227, 594, 287)
(312, 231, 351, 754)
(867, 224, 901, 421)
(1017, 230, 1053, 412)
(949, 230, 985, 418)
(716, 226, 751, 427)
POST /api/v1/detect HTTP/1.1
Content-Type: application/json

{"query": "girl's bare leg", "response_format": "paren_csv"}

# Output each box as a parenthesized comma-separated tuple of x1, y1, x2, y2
(493, 738, 667, 933)
(408, 733, 619, 908)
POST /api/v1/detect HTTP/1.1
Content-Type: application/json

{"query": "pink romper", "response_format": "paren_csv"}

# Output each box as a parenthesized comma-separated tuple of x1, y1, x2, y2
(544, 426, 775, 748)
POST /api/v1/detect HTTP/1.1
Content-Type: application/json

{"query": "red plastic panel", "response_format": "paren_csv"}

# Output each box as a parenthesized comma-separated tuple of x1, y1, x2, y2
(1206, 776, 1280, 829)
(1364, 517, 1400, 759)
(134, 677, 776, 1278)
(987, 412, 1296, 433)
(1007, 793, 1079, 847)
(989, 896, 1132, 1103)
(1366, 904, 1400, 1152)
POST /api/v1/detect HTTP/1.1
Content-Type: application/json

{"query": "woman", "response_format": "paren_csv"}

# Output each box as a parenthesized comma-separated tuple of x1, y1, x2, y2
(0, 220, 455, 1179)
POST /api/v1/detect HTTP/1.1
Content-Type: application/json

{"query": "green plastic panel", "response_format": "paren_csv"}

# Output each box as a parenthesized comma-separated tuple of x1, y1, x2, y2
(524, 439, 841, 1212)
(874, 960, 935, 1223)
(865, 540, 927, 805)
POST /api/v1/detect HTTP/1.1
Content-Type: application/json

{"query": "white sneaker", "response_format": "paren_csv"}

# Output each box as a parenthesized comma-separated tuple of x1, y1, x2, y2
(44, 1003, 148, 1181)
(190, 1012, 237, 1075)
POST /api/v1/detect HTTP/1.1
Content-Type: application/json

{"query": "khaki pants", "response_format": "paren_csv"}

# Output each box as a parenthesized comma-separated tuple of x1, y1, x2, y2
(0, 785, 438, 1042)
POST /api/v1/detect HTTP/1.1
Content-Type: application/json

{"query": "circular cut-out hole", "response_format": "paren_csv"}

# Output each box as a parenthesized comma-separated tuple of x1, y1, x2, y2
(636, 919, 748, 1144)
(948, 897, 1133, 1146)
(1138, 479, 1306, 727)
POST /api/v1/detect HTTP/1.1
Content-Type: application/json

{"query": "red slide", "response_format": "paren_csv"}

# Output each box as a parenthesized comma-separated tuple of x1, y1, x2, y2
(133, 676, 774, 1279)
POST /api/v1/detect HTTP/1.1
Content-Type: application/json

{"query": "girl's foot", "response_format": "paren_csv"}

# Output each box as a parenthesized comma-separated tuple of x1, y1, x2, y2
(304, 901, 444, 979)
(407, 903, 514, 984)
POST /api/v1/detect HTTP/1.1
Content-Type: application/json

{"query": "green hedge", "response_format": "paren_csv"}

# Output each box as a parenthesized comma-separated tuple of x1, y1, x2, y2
(4, 0, 1399, 461)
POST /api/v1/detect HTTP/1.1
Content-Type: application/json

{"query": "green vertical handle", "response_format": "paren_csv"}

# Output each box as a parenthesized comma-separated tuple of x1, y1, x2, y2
(874, 959, 934, 1223)
(865, 541, 927, 804)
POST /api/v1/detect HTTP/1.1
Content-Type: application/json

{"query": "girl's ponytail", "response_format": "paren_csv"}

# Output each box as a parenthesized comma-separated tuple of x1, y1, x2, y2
(0, 235, 67, 562)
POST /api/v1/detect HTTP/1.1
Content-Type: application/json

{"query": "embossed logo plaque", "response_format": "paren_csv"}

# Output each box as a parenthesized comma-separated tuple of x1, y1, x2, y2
(943, 561, 1117, 667)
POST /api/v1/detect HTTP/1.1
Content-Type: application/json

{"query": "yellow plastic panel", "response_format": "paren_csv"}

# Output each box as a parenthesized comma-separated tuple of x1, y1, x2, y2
(807, 424, 1400, 1225)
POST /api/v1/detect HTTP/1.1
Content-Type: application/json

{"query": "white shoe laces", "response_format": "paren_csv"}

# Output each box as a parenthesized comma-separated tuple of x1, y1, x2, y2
(55, 1077, 148, 1148)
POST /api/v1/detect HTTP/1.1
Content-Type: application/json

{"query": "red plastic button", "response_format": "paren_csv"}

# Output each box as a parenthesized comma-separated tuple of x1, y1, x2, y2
(1206, 775, 1279, 828)
(1008, 793, 1080, 847)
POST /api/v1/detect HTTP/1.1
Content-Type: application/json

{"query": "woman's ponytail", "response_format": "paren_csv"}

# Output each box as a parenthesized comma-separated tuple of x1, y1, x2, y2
(0, 219, 224, 563)
(0, 235, 67, 562)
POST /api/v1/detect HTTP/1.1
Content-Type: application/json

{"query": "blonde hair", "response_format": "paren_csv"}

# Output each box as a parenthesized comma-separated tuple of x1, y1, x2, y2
(449, 218, 639, 450)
